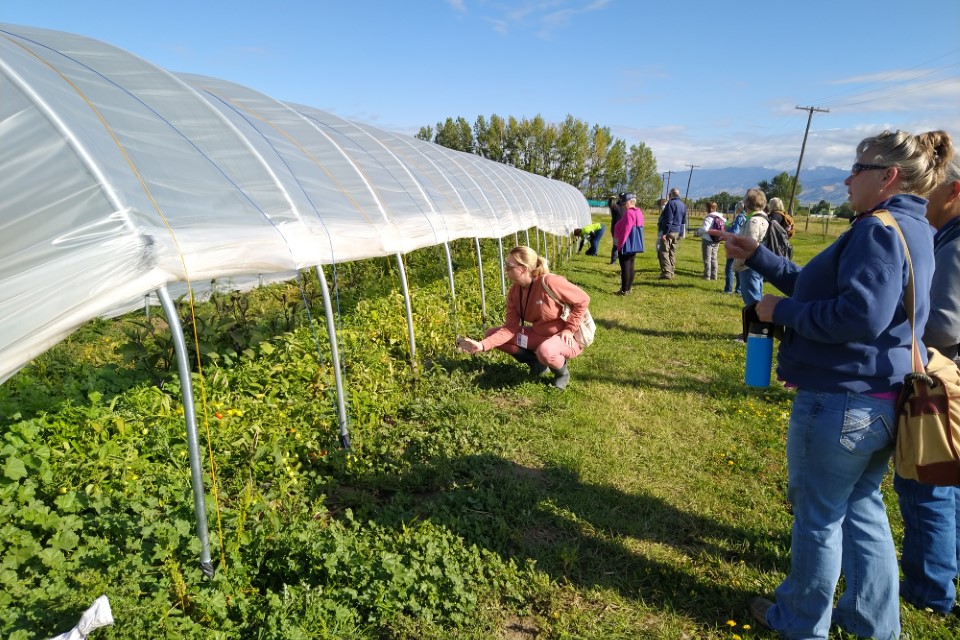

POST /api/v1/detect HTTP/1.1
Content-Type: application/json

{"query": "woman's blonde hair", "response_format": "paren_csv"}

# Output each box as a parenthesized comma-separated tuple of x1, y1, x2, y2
(768, 197, 786, 213)
(857, 130, 955, 198)
(510, 246, 549, 278)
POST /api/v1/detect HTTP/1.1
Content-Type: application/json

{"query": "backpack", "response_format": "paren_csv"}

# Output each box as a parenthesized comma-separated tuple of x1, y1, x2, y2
(540, 276, 596, 348)
(761, 217, 793, 260)
(709, 215, 725, 243)
(780, 211, 796, 238)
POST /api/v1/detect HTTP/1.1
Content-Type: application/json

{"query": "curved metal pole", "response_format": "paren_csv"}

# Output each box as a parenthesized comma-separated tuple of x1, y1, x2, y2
(514, 232, 519, 246)
(524, 229, 530, 247)
(156, 286, 214, 579)
(535, 228, 541, 253)
(314, 265, 351, 450)
(443, 242, 456, 301)
(395, 253, 417, 370)
(497, 238, 507, 297)
(474, 237, 487, 322)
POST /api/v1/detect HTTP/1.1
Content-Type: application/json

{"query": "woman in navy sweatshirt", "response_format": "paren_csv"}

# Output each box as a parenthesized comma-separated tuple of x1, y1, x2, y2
(719, 129, 954, 639)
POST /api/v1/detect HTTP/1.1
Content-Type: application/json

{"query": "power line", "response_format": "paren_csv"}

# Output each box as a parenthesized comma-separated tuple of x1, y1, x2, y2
(811, 48, 960, 106)
(828, 73, 959, 109)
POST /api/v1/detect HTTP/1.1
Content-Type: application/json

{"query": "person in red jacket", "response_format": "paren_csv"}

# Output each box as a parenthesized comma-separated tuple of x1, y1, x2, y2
(458, 246, 589, 390)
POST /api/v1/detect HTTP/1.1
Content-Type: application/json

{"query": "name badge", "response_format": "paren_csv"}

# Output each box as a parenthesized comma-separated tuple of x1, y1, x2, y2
(516, 333, 529, 349)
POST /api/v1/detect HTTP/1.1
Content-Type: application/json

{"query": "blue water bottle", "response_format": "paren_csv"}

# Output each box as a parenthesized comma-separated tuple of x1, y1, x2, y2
(745, 321, 774, 387)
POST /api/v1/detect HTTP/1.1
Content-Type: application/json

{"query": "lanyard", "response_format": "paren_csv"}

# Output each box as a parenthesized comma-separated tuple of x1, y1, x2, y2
(517, 283, 535, 326)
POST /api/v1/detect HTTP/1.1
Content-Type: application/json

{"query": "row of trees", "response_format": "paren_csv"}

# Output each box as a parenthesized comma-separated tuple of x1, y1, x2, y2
(416, 115, 663, 206)
(691, 172, 805, 213)
(418, 115, 819, 218)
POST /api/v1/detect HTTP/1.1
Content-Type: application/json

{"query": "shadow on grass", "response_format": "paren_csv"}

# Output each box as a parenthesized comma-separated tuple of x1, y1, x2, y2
(433, 356, 559, 391)
(322, 452, 790, 627)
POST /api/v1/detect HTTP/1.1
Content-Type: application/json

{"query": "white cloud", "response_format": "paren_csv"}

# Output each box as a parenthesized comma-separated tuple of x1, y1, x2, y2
(466, 0, 613, 38)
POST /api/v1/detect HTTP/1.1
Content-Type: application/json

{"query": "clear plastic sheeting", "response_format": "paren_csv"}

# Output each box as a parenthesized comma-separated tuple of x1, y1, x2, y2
(0, 23, 590, 383)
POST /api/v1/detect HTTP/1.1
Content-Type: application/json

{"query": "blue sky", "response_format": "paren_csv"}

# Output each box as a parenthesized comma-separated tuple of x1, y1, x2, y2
(3, 0, 958, 175)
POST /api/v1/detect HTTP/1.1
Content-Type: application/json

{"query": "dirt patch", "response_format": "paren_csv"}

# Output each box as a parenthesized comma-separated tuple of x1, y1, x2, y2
(500, 615, 539, 639)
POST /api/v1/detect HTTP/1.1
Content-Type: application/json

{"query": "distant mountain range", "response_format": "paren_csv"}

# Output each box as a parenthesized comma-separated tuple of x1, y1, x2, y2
(681, 166, 850, 206)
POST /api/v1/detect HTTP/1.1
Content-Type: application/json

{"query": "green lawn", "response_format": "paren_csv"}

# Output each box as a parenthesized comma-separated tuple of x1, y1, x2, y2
(0, 217, 957, 639)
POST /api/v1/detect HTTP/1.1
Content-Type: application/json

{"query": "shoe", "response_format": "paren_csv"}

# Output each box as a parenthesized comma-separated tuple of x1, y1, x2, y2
(614, 289, 630, 296)
(549, 364, 570, 390)
(748, 597, 774, 630)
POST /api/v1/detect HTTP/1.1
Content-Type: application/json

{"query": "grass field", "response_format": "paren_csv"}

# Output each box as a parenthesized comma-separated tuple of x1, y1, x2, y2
(1, 215, 958, 638)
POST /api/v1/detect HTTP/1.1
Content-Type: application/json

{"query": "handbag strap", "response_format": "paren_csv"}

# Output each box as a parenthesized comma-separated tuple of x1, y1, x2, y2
(539, 274, 563, 307)
(871, 210, 924, 375)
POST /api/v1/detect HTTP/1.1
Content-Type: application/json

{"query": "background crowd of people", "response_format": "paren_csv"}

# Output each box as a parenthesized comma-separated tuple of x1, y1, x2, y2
(460, 128, 958, 639)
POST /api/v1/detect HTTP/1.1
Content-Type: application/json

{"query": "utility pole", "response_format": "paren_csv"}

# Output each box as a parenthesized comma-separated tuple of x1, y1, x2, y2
(790, 105, 829, 230)
(663, 170, 674, 201)
(684, 164, 700, 204)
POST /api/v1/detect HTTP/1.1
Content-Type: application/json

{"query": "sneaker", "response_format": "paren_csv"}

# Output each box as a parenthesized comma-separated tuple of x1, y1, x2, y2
(614, 289, 630, 296)
(748, 597, 774, 630)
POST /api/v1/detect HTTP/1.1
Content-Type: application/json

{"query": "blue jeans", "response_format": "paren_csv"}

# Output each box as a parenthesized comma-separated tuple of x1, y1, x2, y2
(724, 258, 740, 293)
(894, 474, 960, 614)
(740, 267, 764, 307)
(585, 224, 605, 255)
(766, 389, 900, 639)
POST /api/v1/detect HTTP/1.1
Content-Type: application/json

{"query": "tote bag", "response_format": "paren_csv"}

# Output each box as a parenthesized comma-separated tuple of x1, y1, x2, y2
(621, 225, 644, 255)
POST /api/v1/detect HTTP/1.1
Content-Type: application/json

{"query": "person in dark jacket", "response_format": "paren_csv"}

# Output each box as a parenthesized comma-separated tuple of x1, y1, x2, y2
(894, 153, 960, 616)
(720, 129, 953, 639)
(657, 188, 686, 279)
(608, 194, 625, 264)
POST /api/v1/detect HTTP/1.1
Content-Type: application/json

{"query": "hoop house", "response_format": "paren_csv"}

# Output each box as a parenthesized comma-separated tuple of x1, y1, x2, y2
(0, 23, 590, 572)
(0, 22, 589, 384)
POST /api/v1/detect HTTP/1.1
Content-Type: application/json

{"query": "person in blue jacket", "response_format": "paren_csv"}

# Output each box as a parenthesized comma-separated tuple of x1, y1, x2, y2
(718, 129, 953, 639)
(723, 201, 747, 294)
(894, 153, 960, 617)
(657, 188, 686, 279)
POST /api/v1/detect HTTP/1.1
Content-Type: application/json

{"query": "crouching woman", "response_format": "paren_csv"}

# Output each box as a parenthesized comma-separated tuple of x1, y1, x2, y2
(458, 246, 588, 390)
